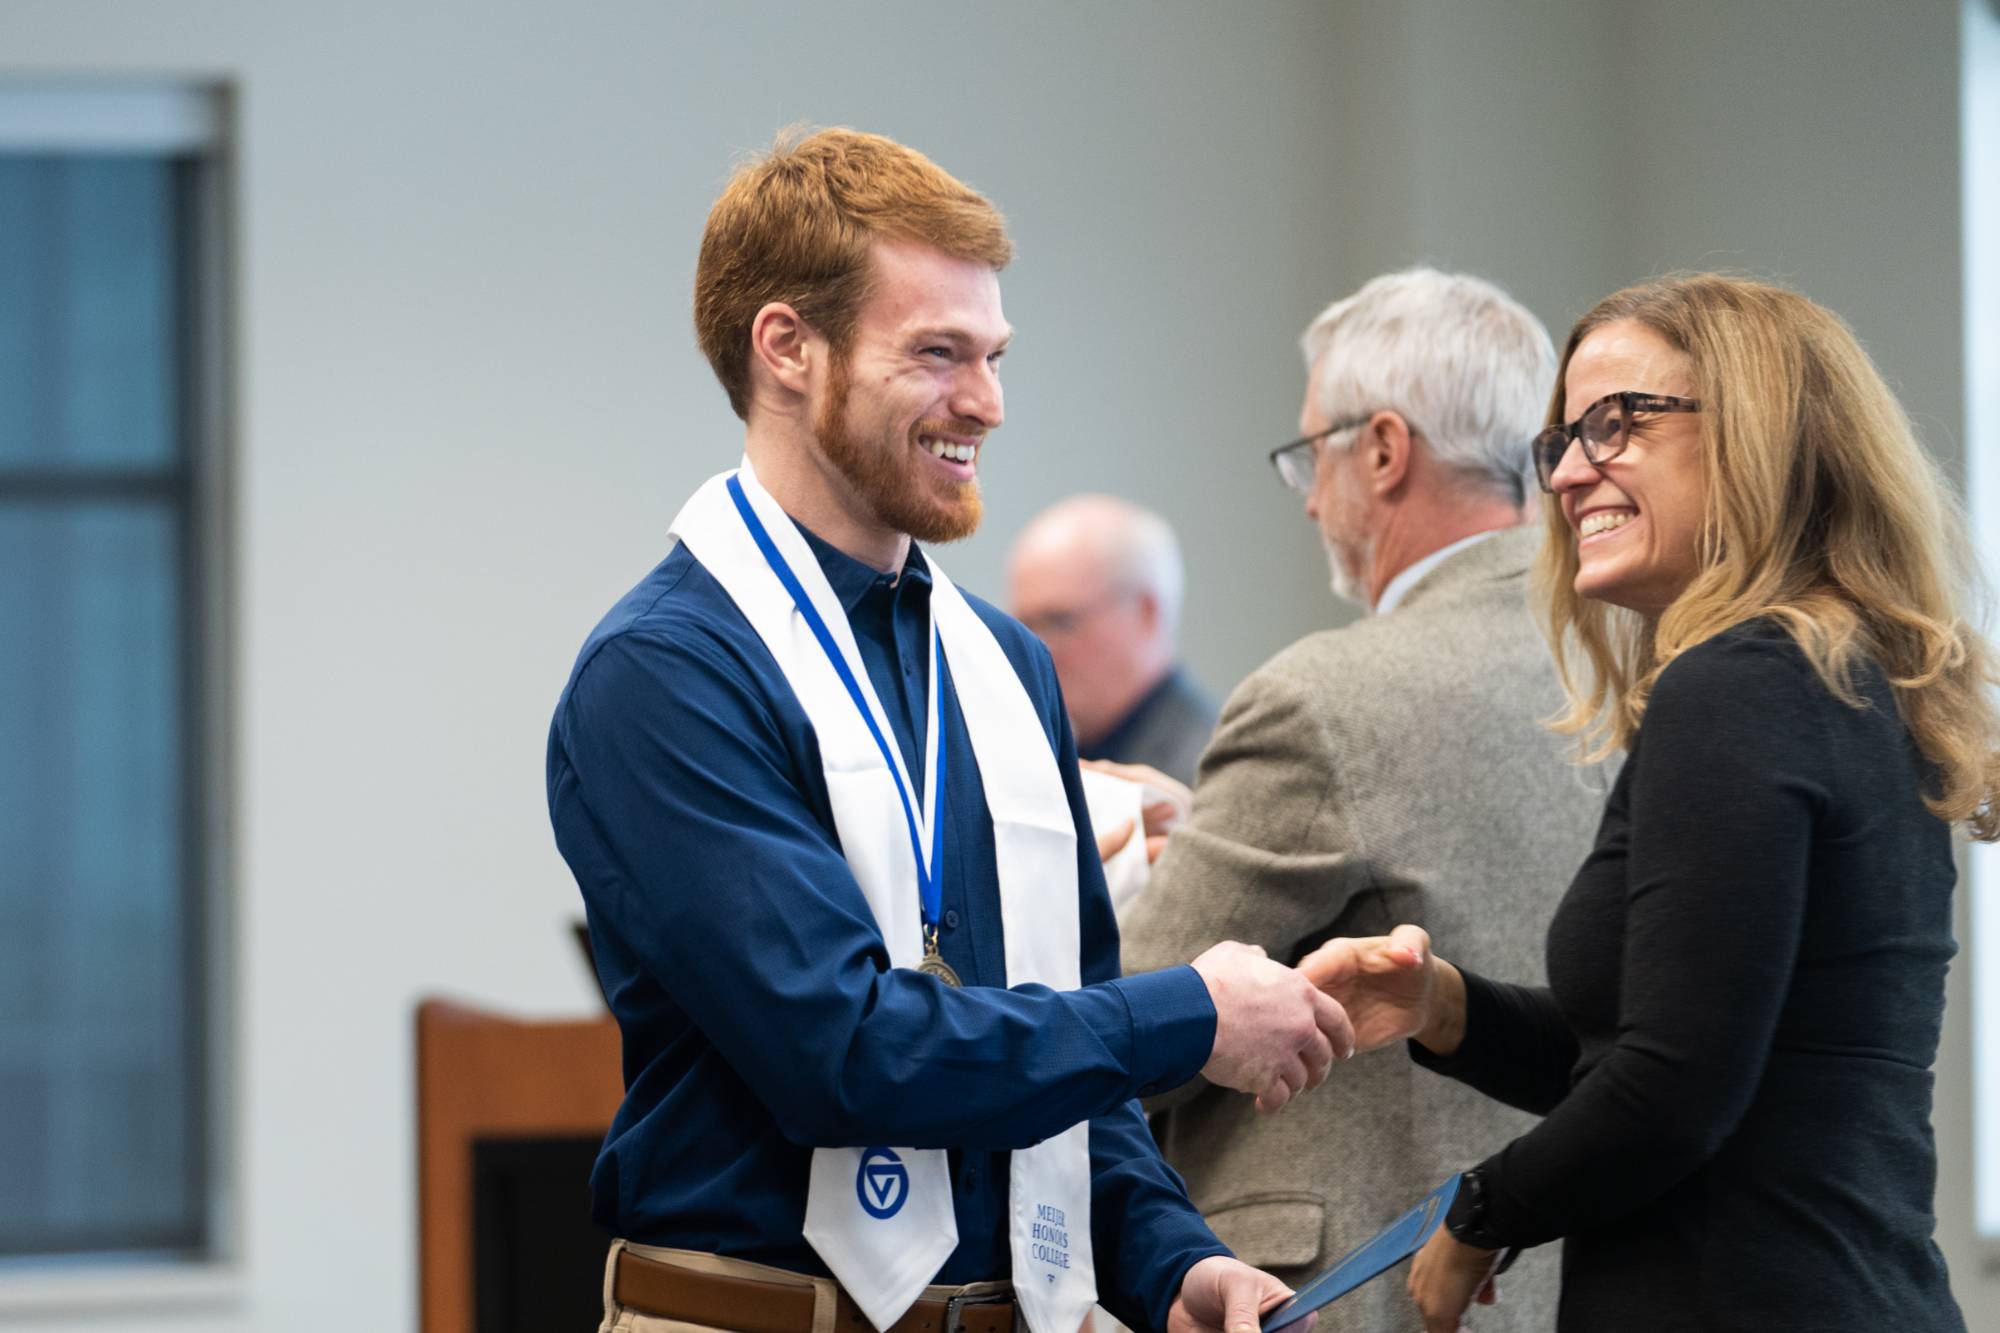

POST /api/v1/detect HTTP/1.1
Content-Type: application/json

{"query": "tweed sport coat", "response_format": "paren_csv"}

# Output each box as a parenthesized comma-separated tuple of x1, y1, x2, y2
(1121, 525, 1608, 1333)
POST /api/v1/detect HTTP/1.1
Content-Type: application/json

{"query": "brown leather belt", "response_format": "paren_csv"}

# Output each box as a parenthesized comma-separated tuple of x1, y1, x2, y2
(612, 1247, 1018, 1333)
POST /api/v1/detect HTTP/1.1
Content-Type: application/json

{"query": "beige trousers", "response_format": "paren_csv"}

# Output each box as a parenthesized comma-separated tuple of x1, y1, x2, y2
(596, 1240, 1014, 1333)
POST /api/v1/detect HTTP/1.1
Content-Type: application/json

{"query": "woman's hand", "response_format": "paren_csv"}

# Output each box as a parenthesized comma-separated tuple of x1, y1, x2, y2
(1406, 1227, 1502, 1332)
(1297, 925, 1465, 1055)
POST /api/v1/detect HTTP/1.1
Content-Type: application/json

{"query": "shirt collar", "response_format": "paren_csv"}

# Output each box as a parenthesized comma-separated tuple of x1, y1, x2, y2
(1373, 529, 1502, 616)
(794, 520, 932, 614)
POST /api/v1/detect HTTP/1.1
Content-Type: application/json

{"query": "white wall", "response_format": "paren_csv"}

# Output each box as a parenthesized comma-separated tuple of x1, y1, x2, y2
(1965, 0, 2000, 1255)
(0, 0, 1986, 1328)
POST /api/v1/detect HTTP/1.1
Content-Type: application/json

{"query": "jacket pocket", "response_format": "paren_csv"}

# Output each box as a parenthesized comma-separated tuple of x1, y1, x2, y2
(1203, 1194, 1325, 1271)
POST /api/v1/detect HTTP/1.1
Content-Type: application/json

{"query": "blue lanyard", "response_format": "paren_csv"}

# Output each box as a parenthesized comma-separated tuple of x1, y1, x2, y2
(727, 476, 947, 932)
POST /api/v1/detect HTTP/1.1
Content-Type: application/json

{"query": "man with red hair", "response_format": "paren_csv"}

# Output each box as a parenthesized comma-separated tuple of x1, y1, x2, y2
(548, 128, 1349, 1333)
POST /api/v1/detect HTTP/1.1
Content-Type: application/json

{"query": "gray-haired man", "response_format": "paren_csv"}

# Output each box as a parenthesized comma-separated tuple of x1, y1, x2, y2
(1121, 269, 1607, 1333)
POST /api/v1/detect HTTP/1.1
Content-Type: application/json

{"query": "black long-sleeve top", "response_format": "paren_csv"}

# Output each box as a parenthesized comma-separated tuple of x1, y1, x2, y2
(1415, 620, 1965, 1331)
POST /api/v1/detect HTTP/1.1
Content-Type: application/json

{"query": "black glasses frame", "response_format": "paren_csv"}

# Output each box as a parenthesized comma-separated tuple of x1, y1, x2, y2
(1532, 391, 1700, 493)
(1268, 416, 1374, 493)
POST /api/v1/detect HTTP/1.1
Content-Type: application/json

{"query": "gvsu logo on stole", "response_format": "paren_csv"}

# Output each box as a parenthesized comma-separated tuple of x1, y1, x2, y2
(856, 1147, 909, 1219)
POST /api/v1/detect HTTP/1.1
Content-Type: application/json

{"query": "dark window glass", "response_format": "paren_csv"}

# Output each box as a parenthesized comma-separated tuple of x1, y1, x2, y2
(0, 152, 207, 1257)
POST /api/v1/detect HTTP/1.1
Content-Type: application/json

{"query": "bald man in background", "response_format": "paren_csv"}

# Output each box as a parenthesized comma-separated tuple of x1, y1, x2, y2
(1008, 496, 1219, 785)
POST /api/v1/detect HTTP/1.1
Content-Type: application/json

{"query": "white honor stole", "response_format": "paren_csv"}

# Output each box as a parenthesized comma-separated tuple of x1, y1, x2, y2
(668, 461, 1096, 1333)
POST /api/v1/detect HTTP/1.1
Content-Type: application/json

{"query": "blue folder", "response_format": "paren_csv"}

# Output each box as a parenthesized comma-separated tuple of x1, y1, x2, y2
(1259, 1173, 1462, 1332)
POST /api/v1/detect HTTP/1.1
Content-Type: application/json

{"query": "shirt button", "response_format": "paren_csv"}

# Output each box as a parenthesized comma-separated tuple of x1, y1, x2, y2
(943, 909, 961, 930)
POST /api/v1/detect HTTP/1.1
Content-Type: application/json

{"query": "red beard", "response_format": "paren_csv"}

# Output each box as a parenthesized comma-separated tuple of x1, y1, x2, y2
(814, 349, 984, 544)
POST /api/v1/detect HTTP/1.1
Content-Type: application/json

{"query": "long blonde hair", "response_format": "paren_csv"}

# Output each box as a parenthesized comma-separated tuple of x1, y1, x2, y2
(1536, 273, 2000, 839)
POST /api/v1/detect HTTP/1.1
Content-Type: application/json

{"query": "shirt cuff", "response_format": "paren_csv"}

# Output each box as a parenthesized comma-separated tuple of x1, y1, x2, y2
(1104, 964, 1216, 1098)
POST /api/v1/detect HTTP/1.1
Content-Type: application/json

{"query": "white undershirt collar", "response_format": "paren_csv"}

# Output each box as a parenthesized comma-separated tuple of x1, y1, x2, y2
(1373, 528, 1505, 616)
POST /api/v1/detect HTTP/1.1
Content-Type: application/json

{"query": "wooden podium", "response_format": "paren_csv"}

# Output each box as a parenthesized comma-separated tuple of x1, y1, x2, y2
(415, 998, 623, 1333)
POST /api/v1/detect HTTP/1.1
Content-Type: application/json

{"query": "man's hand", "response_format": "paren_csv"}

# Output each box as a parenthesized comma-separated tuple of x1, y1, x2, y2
(1406, 1227, 1503, 1332)
(1082, 758, 1190, 863)
(1079, 758, 1192, 832)
(1297, 924, 1458, 1055)
(1192, 941, 1354, 1113)
(1168, 1254, 1310, 1333)
(1095, 817, 1139, 863)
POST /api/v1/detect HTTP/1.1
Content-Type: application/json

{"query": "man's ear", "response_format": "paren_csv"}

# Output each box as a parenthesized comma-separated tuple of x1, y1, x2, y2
(1134, 589, 1161, 635)
(748, 301, 816, 400)
(1364, 411, 1415, 498)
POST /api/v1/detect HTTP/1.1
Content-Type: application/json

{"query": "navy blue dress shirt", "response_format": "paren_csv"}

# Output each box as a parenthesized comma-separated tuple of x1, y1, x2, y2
(547, 516, 1227, 1330)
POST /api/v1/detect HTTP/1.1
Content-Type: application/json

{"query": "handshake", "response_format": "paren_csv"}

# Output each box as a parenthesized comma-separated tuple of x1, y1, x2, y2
(1092, 761, 1438, 1112)
(1190, 927, 1437, 1113)
(1190, 940, 1351, 1114)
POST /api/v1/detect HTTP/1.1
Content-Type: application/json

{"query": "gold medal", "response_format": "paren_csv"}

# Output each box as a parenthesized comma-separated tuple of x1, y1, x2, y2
(918, 924, 962, 987)
(918, 949, 963, 987)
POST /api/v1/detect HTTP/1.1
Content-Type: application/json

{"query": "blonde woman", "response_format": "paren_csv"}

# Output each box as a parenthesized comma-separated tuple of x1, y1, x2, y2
(1306, 274, 1994, 1332)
